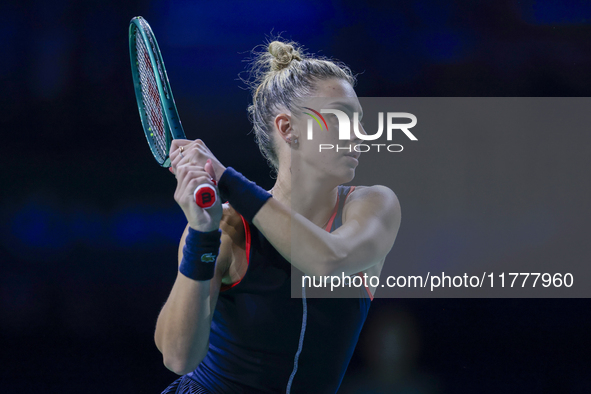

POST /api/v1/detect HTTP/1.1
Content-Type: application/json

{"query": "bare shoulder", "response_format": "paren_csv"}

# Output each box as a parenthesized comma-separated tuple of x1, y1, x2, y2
(347, 184, 398, 200)
(344, 185, 401, 218)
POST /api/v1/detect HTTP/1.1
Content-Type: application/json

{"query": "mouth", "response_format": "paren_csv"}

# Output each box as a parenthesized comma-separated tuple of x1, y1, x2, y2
(343, 151, 360, 160)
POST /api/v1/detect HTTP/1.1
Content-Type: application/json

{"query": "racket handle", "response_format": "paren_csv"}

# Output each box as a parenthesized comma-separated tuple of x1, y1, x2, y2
(194, 184, 217, 209)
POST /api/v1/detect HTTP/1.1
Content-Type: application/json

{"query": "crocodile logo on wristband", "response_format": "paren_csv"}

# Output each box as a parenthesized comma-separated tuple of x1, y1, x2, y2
(201, 253, 217, 263)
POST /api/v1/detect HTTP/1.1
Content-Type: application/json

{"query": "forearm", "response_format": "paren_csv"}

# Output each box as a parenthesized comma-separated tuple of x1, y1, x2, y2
(155, 274, 214, 374)
(253, 198, 341, 276)
(218, 167, 341, 276)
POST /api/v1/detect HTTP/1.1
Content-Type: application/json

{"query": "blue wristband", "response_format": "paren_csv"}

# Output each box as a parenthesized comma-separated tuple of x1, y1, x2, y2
(179, 227, 221, 281)
(217, 167, 272, 223)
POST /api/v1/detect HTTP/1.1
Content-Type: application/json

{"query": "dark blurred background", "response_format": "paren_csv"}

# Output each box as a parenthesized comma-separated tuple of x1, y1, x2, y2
(1, 0, 591, 393)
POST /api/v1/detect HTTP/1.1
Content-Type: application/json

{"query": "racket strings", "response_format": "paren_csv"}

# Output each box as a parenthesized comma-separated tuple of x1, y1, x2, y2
(138, 18, 169, 99)
(135, 30, 167, 162)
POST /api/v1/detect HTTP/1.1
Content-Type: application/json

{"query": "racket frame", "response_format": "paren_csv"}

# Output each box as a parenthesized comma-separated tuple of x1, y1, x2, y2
(129, 16, 185, 168)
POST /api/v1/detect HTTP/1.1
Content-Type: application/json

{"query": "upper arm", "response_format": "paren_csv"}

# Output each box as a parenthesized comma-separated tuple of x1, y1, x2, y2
(327, 185, 401, 276)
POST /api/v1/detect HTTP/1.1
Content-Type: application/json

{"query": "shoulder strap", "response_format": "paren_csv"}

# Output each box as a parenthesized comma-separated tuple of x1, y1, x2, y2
(330, 185, 356, 232)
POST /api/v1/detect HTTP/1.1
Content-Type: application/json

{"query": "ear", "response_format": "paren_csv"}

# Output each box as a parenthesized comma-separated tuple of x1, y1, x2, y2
(274, 113, 293, 143)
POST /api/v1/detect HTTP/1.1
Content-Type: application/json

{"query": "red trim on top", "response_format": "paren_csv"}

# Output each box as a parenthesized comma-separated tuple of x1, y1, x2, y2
(324, 186, 356, 232)
(344, 186, 356, 202)
(220, 214, 251, 292)
(357, 271, 374, 301)
(323, 195, 340, 232)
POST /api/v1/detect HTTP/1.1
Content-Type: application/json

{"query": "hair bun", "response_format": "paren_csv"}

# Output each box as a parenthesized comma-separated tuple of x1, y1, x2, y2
(268, 41, 302, 71)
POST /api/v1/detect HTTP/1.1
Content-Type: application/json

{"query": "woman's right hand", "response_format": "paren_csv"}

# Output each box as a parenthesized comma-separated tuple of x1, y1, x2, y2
(173, 158, 222, 232)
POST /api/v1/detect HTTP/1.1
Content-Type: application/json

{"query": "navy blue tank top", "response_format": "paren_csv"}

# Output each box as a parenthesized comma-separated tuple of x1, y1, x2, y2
(188, 185, 372, 393)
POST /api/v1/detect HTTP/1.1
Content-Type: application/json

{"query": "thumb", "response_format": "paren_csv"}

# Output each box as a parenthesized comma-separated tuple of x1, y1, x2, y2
(204, 159, 216, 182)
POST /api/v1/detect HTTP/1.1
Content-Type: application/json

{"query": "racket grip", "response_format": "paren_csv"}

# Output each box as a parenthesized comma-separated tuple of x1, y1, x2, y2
(194, 184, 217, 209)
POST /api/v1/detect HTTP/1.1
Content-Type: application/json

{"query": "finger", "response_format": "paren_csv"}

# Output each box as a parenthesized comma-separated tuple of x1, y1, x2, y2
(204, 159, 216, 182)
(169, 139, 194, 170)
(177, 166, 213, 195)
(176, 164, 200, 184)
(170, 139, 193, 154)
(171, 143, 201, 173)
(176, 173, 212, 206)
(174, 141, 208, 168)
(187, 144, 213, 167)
(171, 147, 189, 173)
(171, 139, 214, 175)
(194, 139, 214, 158)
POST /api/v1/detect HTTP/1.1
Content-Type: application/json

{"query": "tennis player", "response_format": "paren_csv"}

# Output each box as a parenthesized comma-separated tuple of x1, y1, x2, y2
(157, 40, 401, 394)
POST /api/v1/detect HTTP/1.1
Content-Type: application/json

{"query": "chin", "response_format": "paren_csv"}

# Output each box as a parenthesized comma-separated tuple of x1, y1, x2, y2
(337, 167, 356, 184)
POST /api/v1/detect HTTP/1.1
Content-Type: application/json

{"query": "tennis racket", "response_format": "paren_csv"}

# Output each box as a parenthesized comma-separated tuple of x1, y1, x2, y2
(129, 16, 216, 209)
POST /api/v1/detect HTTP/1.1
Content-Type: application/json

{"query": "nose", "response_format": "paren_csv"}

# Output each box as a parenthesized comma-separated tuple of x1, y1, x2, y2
(358, 121, 367, 137)
(352, 118, 366, 142)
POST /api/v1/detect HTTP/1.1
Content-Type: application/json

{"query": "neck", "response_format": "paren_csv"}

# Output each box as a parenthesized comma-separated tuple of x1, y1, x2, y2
(270, 164, 339, 229)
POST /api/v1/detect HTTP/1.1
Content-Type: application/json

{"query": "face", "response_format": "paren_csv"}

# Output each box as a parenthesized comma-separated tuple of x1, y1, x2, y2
(291, 78, 367, 184)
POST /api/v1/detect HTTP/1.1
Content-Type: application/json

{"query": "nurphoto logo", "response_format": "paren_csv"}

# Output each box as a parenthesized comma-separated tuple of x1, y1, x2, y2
(304, 108, 418, 153)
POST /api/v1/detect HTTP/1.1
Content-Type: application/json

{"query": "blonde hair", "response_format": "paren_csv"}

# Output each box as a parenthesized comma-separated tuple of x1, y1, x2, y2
(245, 39, 356, 172)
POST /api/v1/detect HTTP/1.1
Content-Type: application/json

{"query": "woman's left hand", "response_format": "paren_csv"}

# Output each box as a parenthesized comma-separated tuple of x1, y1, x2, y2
(169, 139, 227, 180)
